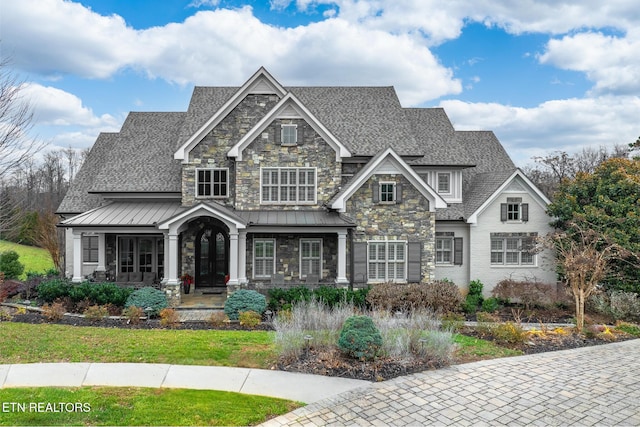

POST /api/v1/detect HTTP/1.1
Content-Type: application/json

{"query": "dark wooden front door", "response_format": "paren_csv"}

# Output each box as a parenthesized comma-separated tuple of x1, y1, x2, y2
(195, 226, 229, 288)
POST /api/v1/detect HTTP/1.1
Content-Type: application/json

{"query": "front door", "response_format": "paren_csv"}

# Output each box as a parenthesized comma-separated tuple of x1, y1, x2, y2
(195, 226, 229, 288)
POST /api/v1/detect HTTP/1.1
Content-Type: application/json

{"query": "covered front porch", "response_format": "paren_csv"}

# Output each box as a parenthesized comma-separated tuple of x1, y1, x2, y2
(61, 200, 355, 306)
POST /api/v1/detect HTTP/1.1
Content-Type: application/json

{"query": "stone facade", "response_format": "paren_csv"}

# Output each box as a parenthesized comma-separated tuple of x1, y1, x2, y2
(346, 174, 436, 282)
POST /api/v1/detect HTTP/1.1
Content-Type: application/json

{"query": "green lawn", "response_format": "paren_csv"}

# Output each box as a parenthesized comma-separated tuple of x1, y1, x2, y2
(0, 323, 276, 367)
(0, 387, 300, 426)
(0, 240, 55, 278)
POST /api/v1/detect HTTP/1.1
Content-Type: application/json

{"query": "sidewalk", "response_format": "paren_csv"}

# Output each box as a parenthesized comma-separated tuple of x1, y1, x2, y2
(0, 363, 370, 404)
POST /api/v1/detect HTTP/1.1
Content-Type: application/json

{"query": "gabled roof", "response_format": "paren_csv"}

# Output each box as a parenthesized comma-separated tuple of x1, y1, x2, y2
(330, 147, 447, 212)
(174, 67, 286, 160)
(227, 92, 351, 161)
(466, 169, 551, 224)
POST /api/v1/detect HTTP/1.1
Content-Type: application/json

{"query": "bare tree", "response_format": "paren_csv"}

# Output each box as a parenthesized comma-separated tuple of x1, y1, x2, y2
(34, 211, 62, 272)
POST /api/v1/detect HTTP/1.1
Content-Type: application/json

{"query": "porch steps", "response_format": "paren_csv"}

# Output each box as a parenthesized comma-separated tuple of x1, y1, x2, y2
(176, 308, 222, 322)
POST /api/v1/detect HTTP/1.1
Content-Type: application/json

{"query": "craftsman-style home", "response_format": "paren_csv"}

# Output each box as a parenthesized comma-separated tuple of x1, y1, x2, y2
(57, 68, 555, 305)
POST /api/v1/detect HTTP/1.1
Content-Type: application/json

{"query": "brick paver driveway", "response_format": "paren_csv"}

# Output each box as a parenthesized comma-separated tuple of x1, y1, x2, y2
(264, 339, 640, 426)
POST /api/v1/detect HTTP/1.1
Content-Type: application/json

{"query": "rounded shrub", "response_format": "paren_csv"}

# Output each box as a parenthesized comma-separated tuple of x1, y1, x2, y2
(337, 315, 383, 361)
(125, 287, 168, 317)
(224, 289, 267, 321)
(0, 251, 24, 280)
(37, 279, 72, 303)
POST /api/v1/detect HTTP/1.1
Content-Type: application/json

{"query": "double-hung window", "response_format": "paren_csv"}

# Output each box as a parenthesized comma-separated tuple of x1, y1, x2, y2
(261, 167, 316, 204)
(379, 182, 396, 203)
(437, 173, 451, 194)
(300, 239, 322, 278)
(501, 198, 529, 222)
(82, 236, 99, 263)
(368, 241, 406, 282)
(281, 124, 297, 145)
(435, 237, 453, 264)
(491, 235, 536, 266)
(197, 168, 228, 198)
(254, 239, 275, 278)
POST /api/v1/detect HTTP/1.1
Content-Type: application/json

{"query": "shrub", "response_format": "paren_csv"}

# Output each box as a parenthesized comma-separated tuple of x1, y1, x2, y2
(42, 302, 66, 322)
(468, 279, 484, 297)
(208, 311, 228, 327)
(0, 251, 24, 279)
(125, 287, 168, 317)
(123, 306, 144, 325)
(70, 282, 132, 307)
(83, 305, 109, 322)
(492, 322, 527, 345)
(224, 289, 266, 321)
(491, 279, 556, 310)
(338, 315, 383, 361)
(239, 310, 262, 328)
(462, 294, 482, 314)
(609, 291, 640, 321)
(0, 273, 20, 303)
(159, 308, 180, 328)
(440, 312, 465, 332)
(37, 279, 72, 303)
(367, 282, 461, 313)
(267, 286, 368, 312)
(0, 308, 13, 321)
(481, 297, 500, 313)
(615, 321, 640, 336)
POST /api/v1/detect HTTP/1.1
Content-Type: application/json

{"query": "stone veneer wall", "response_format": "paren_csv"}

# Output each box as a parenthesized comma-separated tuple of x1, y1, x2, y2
(235, 118, 342, 210)
(346, 174, 435, 283)
(182, 94, 281, 207)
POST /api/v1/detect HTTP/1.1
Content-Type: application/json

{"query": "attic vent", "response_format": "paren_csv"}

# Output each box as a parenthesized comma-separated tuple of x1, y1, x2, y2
(507, 197, 522, 203)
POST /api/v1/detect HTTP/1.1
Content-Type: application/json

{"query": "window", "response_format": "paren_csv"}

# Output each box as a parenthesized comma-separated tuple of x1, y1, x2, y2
(261, 168, 316, 204)
(300, 239, 322, 278)
(281, 125, 297, 145)
(368, 241, 406, 282)
(82, 236, 98, 263)
(117, 236, 164, 276)
(501, 198, 528, 222)
(254, 239, 275, 278)
(197, 168, 228, 198)
(437, 173, 451, 193)
(379, 182, 396, 203)
(490, 235, 536, 266)
(436, 238, 452, 264)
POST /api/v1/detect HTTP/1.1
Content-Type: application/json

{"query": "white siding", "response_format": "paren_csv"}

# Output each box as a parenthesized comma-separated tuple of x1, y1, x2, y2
(469, 179, 556, 296)
(434, 222, 470, 288)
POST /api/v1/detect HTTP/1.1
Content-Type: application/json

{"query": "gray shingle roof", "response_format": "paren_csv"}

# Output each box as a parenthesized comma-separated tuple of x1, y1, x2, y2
(90, 112, 185, 193)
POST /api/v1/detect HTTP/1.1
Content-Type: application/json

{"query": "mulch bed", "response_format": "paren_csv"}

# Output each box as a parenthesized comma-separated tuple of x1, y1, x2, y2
(2, 305, 636, 382)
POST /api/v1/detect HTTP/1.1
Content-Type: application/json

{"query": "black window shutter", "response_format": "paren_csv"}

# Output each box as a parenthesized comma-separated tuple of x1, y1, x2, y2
(454, 237, 463, 265)
(521, 203, 529, 221)
(395, 183, 402, 203)
(500, 203, 508, 221)
(407, 242, 422, 282)
(275, 124, 281, 144)
(372, 182, 379, 203)
(353, 242, 367, 283)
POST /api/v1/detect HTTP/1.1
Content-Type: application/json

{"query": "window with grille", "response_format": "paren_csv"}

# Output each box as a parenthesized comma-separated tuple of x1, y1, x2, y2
(82, 236, 98, 263)
(197, 168, 228, 197)
(281, 125, 297, 145)
(436, 238, 453, 264)
(254, 239, 275, 278)
(490, 235, 536, 265)
(379, 182, 396, 202)
(261, 167, 316, 204)
(300, 239, 322, 278)
(368, 241, 406, 282)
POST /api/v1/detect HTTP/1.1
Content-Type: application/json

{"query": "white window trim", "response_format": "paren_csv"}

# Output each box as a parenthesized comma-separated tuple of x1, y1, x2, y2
(260, 167, 317, 205)
(506, 203, 522, 222)
(379, 181, 396, 204)
(437, 172, 452, 195)
(281, 124, 298, 146)
(195, 167, 229, 199)
(253, 238, 276, 279)
(490, 237, 536, 267)
(299, 238, 323, 279)
(435, 237, 453, 265)
(367, 240, 407, 283)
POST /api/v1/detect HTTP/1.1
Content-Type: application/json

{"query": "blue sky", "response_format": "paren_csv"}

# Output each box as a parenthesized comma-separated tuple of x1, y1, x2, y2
(2, 0, 640, 166)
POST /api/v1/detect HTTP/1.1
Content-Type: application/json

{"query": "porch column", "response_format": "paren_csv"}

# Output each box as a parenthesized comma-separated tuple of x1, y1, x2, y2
(72, 231, 83, 283)
(96, 233, 106, 273)
(162, 233, 170, 283)
(238, 230, 247, 284)
(228, 232, 239, 285)
(166, 232, 180, 285)
(336, 231, 349, 285)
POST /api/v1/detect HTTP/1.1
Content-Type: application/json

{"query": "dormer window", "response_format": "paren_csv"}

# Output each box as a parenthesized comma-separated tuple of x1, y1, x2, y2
(437, 172, 450, 194)
(281, 124, 297, 145)
(197, 168, 228, 198)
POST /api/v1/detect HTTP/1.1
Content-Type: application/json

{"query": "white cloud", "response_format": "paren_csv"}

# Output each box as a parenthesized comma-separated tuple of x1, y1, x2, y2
(21, 83, 119, 129)
(440, 96, 640, 166)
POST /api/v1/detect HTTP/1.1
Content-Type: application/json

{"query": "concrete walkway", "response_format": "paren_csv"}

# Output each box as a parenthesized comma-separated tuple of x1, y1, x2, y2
(0, 363, 369, 404)
(263, 339, 640, 426)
